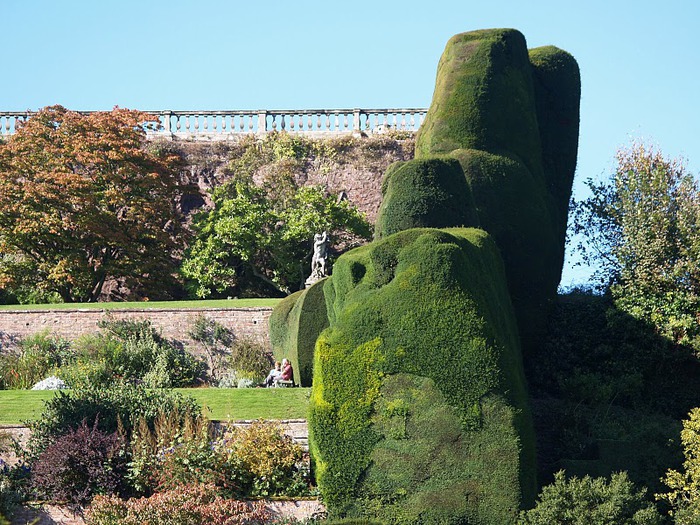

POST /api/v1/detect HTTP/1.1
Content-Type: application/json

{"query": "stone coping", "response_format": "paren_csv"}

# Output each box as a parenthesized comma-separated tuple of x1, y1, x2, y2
(0, 306, 274, 313)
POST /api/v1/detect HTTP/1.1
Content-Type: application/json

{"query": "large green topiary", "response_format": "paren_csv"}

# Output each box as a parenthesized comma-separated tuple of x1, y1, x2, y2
(529, 45, 581, 277)
(415, 28, 580, 352)
(374, 158, 479, 239)
(309, 228, 535, 524)
(283, 28, 578, 523)
(415, 29, 545, 174)
(269, 278, 329, 387)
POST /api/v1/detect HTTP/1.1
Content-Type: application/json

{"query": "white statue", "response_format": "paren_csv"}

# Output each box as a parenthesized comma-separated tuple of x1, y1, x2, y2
(306, 231, 329, 287)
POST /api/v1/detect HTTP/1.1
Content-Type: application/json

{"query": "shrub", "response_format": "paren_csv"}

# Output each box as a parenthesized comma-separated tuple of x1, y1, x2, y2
(0, 331, 71, 389)
(323, 521, 385, 525)
(518, 470, 662, 524)
(127, 408, 248, 497)
(30, 419, 127, 510)
(528, 291, 700, 492)
(227, 420, 309, 497)
(97, 318, 204, 388)
(415, 29, 580, 357)
(53, 334, 115, 389)
(0, 466, 21, 522)
(188, 314, 234, 383)
(10, 320, 206, 390)
(227, 338, 271, 384)
(215, 370, 241, 388)
(85, 483, 271, 525)
(657, 407, 700, 524)
(26, 382, 201, 460)
(128, 413, 308, 499)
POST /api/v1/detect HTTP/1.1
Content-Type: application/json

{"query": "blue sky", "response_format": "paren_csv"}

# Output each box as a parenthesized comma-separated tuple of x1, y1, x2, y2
(2, 0, 698, 287)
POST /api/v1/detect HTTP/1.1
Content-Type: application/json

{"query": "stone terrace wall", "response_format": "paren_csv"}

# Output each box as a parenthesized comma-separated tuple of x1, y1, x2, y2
(173, 133, 415, 224)
(0, 307, 273, 350)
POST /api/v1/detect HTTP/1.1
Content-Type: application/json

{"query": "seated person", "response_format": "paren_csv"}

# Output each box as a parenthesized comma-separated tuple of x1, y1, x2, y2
(276, 358, 294, 386)
(263, 361, 282, 387)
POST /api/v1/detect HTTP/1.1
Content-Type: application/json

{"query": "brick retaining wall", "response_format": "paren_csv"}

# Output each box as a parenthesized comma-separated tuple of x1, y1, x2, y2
(0, 307, 273, 350)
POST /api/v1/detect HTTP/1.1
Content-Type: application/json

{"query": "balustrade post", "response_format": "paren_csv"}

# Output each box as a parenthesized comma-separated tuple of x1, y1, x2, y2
(353, 109, 361, 132)
(258, 111, 268, 133)
(164, 111, 173, 134)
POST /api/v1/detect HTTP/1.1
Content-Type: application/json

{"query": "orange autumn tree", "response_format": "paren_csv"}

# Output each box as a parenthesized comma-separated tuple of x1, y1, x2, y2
(0, 106, 183, 303)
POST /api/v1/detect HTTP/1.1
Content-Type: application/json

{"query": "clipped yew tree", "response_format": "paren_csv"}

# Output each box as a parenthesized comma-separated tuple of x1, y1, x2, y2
(415, 28, 580, 352)
(310, 228, 535, 523)
(269, 278, 329, 387)
(374, 157, 479, 238)
(290, 27, 579, 523)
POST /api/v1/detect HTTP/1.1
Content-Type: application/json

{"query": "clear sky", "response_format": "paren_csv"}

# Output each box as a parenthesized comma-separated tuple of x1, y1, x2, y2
(2, 0, 698, 287)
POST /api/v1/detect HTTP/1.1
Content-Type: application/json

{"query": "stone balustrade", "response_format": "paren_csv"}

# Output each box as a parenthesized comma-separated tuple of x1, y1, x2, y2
(0, 108, 427, 138)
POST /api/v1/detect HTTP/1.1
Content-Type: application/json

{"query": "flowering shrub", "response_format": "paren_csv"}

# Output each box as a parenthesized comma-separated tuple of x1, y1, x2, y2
(85, 483, 271, 525)
(30, 419, 127, 510)
(128, 408, 249, 496)
(0, 331, 70, 389)
(128, 414, 310, 498)
(227, 420, 310, 497)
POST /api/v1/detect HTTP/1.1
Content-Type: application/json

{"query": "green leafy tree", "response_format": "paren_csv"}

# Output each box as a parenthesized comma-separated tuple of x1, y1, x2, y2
(0, 105, 183, 303)
(658, 408, 700, 524)
(181, 173, 371, 297)
(573, 142, 700, 348)
(519, 470, 663, 525)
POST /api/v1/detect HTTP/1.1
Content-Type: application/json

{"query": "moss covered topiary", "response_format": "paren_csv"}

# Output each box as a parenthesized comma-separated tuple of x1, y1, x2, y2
(269, 278, 329, 387)
(374, 158, 479, 239)
(414, 28, 580, 353)
(309, 228, 535, 524)
(529, 45, 581, 277)
(415, 29, 544, 175)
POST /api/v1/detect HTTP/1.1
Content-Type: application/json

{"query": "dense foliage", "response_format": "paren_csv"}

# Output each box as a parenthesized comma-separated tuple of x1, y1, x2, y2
(658, 408, 700, 524)
(85, 483, 271, 525)
(0, 319, 205, 390)
(181, 133, 372, 298)
(415, 29, 580, 355)
(374, 157, 478, 238)
(309, 227, 534, 523)
(573, 142, 700, 350)
(525, 290, 700, 497)
(0, 106, 184, 303)
(8, 380, 313, 516)
(31, 420, 127, 510)
(518, 471, 663, 525)
(128, 413, 310, 498)
(24, 383, 201, 461)
(296, 29, 578, 523)
(85, 318, 204, 389)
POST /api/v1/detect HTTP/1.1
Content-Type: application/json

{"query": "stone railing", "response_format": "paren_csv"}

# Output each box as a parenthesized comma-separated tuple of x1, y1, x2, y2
(0, 108, 427, 137)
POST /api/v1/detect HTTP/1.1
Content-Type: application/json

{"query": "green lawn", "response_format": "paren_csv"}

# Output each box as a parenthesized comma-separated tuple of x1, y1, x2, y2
(0, 387, 310, 426)
(0, 298, 281, 311)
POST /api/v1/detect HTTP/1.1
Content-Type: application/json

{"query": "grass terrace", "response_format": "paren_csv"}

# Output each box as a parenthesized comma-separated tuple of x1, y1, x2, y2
(0, 298, 281, 311)
(0, 387, 311, 425)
